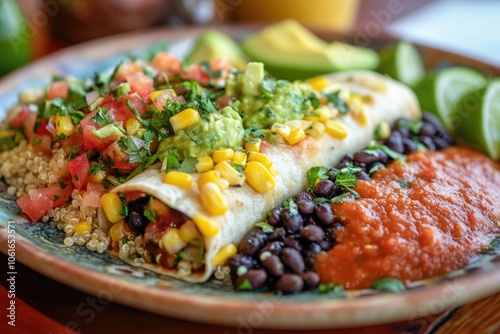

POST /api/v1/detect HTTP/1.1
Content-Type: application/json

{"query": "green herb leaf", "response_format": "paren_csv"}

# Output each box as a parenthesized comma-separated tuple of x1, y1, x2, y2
(178, 157, 198, 173)
(230, 162, 244, 173)
(313, 197, 329, 204)
(317, 283, 345, 296)
(236, 278, 253, 291)
(255, 222, 274, 233)
(331, 193, 351, 204)
(173, 250, 184, 267)
(335, 172, 357, 188)
(366, 140, 406, 161)
(283, 198, 298, 215)
(307, 166, 329, 190)
(371, 277, 406, 292)
(261, 78, 277, 94)
(308, 92, 320, 109)
(144, 198, 156, 222)
(323, 90, 349, 115)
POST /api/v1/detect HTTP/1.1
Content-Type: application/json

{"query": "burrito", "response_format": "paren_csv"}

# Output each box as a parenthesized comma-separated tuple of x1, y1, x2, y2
(98, 68, 420, 282)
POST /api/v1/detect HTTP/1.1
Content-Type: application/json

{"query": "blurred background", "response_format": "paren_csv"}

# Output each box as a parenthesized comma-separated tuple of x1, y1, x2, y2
(1, 0, 499, 75)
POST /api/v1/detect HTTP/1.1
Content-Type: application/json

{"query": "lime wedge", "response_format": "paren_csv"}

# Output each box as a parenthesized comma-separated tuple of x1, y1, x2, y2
(377, 41, 425, 87)
(413, 67, 487, 132)
(452, 80, 500, 160)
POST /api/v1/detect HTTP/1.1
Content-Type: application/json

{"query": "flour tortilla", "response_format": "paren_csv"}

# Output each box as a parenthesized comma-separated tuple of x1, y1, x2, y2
(99, 71, 420, 282)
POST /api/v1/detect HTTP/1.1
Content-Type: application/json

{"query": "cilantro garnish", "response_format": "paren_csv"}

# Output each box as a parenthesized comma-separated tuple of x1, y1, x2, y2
(173, 250, 185, 267)
(236, 279, 253, 291)
(365, 140, 406, 161)
(200, 60, 222, 79)
(283, 198, 298, 215)
(307, 166, 329, 190)
(317, 283, 345, 296)
(255, 222, 274, 233)
(323, 90, 349, 115)
(371, 277, 406, 292)
(331, 193, 352, 204)
(244, 126, 266, 144)
(144, 198, 156, 222)
(261, 78, 277, 95)
(230, 162, 244, 173)
(308, 92, 320, 109)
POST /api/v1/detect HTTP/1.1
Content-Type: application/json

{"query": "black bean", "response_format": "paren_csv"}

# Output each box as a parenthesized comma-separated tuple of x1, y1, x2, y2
(300, 225, 325, 242)
(312, 180, 335, 198)
(268, 227, 286, 241)
(234, 269, 267, 291)
(260, 241, 284, 256)
(283, 237, 302, 252)
(280, 247, 305, 274)
(328, 168, 339, 183)
(238, 230, 268, 256)
(353, 151, 380, 165)
(420, 136, 436, 151)
(266, 207, 282, 227)
(293, 191, 314, 202)
(319, 239, 333, 251)
(281, 209, 303, 233)
(274, 274, 304, 294)
(385, 131, 404, 154)
(315, 202, 335, 226)
(127, 211, 148, 234)
(419, 122, 437, 137)
(355, 171, 370, 181)
(261, 254, 285, 277)
(422, 112, 442, 129)
(433, 137, 451, 149)
(304, 216, 318, 226)
(296, 200, 316, 215)
(394, 126, 410, 138)
(301, 271, 320, 289)
(402, 138, 418, 153)
(304, 243, 323, 269)
(228, 254, 255, 277)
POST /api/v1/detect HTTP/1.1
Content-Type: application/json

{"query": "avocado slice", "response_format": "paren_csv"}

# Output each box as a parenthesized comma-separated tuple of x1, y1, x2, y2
(241, 20, 379, 79)
(186, 30, 248, 70)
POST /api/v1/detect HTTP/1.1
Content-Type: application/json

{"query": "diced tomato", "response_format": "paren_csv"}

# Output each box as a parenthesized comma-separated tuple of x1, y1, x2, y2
(10, 105, 29, 127)
(59, 127, 84, 154)
(23, 111, 37, 141)
(126, 72, 153, 100)
(100, 96, 138, 125)
(30, 135, 52, 156)
(81, 182, 105, 207)
(113, 60, 143, 84)
(17, 181, 74, 222)
(260, 140, 269, 153)
(150, 52, 182, 80)
(68, 153, 90, 190)
(102, 139, 141, 171)
(47, 81, 69, 100)
(35, 117, 53, 137)
(81, 110, 120, 150)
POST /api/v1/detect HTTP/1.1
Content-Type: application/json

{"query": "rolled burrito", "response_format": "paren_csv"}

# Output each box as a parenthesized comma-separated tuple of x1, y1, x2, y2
(99, 70, 420, 282)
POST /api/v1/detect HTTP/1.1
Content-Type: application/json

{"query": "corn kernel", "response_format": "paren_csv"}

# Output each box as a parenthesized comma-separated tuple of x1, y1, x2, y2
(212, 148, 235, 163)
(305, 121, 326, 139)
(316, 106, 336, 123)
(109, 220, 125, 242)
(244, 161, 276, 193)
(303, 114, 321, 122)
(214, 161, 246, 186)
(170, 108, 200, 132)
(374, 121, 391, 140)
(212, 243, 237, 266)
(101, 193, 125, 223)
(88, 168, 106, 183)
(325, 120, 348, 139)
(348, 95, 368, 125)
(151, 199, 168, 220)
(200, 182, 228, 216)
(197, 170, 229, 190)
(150, 89, 168, 101)
(306, 76, 328, 91)
(232, 151, 247, 166)
(247, 151, 273, 169)
(161, 228, 187, 254)
(55, 115, 74, 137)
(284, 127, 306, 145)
(164, 171, 193, 189)
(244, 138, 262, 152)
(179, 220, 202, 244)
(126, 118, 141, 136)
(74, 221, 92, 234)
(196, 156, 214, 172)
(192, 213, 219, 237)
(271, 123, 290, 137)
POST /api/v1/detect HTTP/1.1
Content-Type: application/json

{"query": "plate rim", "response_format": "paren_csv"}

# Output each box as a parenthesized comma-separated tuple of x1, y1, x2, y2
(1, 25, 499, 329)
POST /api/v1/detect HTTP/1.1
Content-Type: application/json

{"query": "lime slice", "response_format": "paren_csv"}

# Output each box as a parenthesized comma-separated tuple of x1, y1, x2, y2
(413, 67, 487, 132)
(377, 41, 425, 87)
(452, 80, 500, 160)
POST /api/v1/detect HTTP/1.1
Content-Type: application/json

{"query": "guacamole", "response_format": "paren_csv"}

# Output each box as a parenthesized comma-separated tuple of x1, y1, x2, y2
(227, 62, 313, 129)
(158, 106, 244, 160)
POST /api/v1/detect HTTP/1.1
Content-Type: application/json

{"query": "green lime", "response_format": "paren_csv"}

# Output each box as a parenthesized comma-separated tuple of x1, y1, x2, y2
(413, 67, 487, 132)
(452, 80, 500, 160)
(377, 41, 425, 87)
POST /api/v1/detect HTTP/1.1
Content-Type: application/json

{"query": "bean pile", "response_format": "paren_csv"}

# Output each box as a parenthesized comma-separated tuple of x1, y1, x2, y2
(226, 112, 453, 294)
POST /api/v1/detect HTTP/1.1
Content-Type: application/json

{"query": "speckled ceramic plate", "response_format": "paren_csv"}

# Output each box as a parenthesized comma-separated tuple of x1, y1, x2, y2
(0, 26, 499, 329)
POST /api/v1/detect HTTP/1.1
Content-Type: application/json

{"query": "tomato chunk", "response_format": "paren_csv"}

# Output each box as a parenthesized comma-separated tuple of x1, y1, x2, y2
(17, 181, 74, 222)
(68, 153, 90, 190)
(47, 81, 69, 100)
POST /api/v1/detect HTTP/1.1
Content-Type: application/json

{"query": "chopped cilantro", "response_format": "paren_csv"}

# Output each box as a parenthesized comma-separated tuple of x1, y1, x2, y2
(366, 140, 406, 161)
(307, 166, 329, 190)
(323, 90, 349, 115)
(53, 195, 59, 201)
(200, 60, 222, 79)
(144, 198, 156, 222)
(308, 92, 320, 109)
(317, 283, 345, 296)
(70, 111, 85, 124)
(236, 278, 253, 291)
(313, 197, 329, 204)
(371, 277, 406, 292)
(178, 157, 198, 173)
(255, 222, 274, 233)
(283, 198, 298, 215)
(261, 78, 277, 95)
(335, 172, 357, 188)
(59, 181, 67, 189)
(173, 250, 184, 267)
(73, 174, 79, 181)
(230, 162, 244, 173)
(331, 193, 351, 204)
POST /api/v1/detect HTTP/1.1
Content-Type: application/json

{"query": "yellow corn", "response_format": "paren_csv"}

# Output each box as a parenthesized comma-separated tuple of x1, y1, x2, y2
(195, 156, 214, 173)
(315, 106, 334, 123)
(88, 163, 106, 183)
(244, 138, 262, 152)
(214, 160, 246, 186)
(197, 170, 229, 190)
(126, 118, 141, 136)
(375, 121, 391, 140)
(303, 113, 321, 122)
(109, 220, 125, 242)
(101, 193, 125, 223)
(284, 127, 306, 145)
(192, 213, 219, 237)
(55, 115, 74, 137)
(179, 220, 202, 244)
(212, 243, 237, 266)
(271, 123, 290, 137)
(348, 95, 368, 125)
(164, 171, 193, 189)
(160, 228, 187, 254)
(325, 120, 348, 139)
(305, 121, 326, 139)
(247, 151, 273, 169)
(73, 221, 92, 235)
(170, 108, 200, 132)
(212, 148, 235, 163)
(244, 161, 276, 193)
(232, 151, 247, 166)
(149, 89, 175, 102)
(306, 76, 328, 91)
(200, 182, 228, 216)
